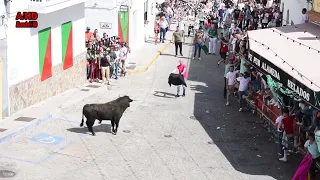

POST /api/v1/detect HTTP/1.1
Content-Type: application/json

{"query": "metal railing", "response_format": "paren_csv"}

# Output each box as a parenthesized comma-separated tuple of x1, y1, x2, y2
(30, 0, 51, 2)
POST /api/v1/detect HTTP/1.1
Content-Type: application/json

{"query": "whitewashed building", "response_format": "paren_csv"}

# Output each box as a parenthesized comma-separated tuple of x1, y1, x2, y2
(280, 0, 312, 25)
(85, 0, 165, 50)
(0, 0, 86, 117)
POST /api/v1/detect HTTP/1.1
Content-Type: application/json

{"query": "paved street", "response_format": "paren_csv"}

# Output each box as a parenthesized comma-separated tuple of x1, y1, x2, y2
(0, 34, 300, 180)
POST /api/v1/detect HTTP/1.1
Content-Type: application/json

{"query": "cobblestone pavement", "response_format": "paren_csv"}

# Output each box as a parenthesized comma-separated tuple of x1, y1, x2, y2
(0, 34, 300, 180)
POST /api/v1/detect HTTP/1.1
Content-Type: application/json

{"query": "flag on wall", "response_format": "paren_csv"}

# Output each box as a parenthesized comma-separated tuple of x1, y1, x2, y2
(61, 21, 73, 70)
(38, 27, 52, 81)
(118, 11, 129, 43)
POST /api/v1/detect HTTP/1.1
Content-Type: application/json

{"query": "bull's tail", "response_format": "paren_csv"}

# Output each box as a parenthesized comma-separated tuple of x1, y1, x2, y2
(80, 115, 84, 127)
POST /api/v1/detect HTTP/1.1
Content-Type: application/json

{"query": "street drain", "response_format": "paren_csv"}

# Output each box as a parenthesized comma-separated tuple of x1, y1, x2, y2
(164, 135, 172, 138)
(86, 85, 100, 88)
(0, 170, 16, 178)
(123, 130, 131, 133)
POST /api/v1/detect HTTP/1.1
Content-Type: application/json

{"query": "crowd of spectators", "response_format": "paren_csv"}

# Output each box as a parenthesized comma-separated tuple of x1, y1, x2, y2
(208, 1, 320, 178)
(85, 27, 130, 84)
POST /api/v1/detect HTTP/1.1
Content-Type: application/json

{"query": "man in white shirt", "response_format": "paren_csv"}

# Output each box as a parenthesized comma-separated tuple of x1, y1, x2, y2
(236, 72, 250, 111)
(275, 115, 284, 156)
(159, 17, 169, 43)
(300, 8, 309, 24)
(226, 65, 239, 106)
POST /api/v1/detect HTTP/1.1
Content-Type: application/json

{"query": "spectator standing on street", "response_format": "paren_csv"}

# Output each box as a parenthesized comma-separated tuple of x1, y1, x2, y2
(236, 72, 250, 112)
(86, 48, 92, 81)
(224, 59, 233, 99)
(109, 47, 117, 80)
(85, 27, 92, 42)
(119, 43, 130, 76)
(208, 24, 217, 55)
(275, 114, 285, 156)
(279, 108, 295, 162)
(113, 45, 120, 79)
(99, 50, 111, 85)
(172, 26, 184, 57)
(154, 17, 160, 44)
(218, 35, 229, 66)
(225, 65, 238, 106)
(159, 16, 169, 43)
(304, 132, 320, 180)
(244, 5, 251, 29)
(192, 27, 205, 60)
(93, 29, 101, 42)
(171, 59, 187, 97)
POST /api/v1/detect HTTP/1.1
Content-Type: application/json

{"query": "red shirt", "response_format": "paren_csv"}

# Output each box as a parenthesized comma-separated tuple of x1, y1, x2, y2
(221, 43, 228, 53)
(177, 64, 187, 79)
(282, 116, 294, 135)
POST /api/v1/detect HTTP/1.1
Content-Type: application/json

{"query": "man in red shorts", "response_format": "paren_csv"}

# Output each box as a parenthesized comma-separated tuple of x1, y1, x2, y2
(279, 108, 295, 162)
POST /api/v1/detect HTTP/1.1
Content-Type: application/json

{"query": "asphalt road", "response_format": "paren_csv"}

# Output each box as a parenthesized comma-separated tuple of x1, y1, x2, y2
(0, 35, 300, 180)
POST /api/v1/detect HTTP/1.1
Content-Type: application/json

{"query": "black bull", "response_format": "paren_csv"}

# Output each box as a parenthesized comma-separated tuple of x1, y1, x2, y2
(168, 73, 187, 87)
(80, 96, 133, 135)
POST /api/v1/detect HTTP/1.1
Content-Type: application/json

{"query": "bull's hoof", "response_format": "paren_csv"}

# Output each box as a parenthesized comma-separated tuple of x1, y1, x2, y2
(99, 121, 102, 124)
(111, 131, 116, 135)
(92, 133, 96, 136)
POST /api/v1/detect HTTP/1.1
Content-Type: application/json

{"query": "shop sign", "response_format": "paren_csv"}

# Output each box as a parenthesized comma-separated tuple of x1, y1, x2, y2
(100, 22, 112, 29)
(248, 50, 314, 106)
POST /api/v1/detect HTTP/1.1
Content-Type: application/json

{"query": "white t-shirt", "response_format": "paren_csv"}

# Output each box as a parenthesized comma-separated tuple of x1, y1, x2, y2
(275, 115, 284, 131)
(179, 21, 185, 31)
(300, 14, 308, 24)
(273, 12, 279, 20)
(226, 70, 238, 85)
(262, 13, 269, 24)
(159, 20, 168, 29)
(236, 76, 250, 91)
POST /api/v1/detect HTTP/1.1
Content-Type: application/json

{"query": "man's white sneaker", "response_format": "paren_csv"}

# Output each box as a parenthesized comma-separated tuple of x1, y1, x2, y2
(239, 108, 243, 112)
(198, 57, 201, 60)
(226, 102, 230, 106)
(279, 157, 287, 162)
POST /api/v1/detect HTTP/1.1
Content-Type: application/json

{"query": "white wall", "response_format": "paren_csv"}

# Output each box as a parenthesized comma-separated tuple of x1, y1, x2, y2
(85, 0, 118, 36)
(6, 3, 85, 87)
(129, 0, 145, 50)
(281, 0, 312, 25)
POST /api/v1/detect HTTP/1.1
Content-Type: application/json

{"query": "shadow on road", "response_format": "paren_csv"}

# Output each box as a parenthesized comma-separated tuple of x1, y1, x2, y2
(160, 53, 190, 60)
(67, 124, 112, 135)
(187, 49, 300, 179)
(153, 91, 176, 98)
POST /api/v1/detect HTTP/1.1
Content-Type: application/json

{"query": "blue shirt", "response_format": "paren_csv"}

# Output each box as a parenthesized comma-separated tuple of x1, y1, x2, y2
(166, 16, 170, 22)
(218, 9, 224, 17)
(245, 9, 251, 20)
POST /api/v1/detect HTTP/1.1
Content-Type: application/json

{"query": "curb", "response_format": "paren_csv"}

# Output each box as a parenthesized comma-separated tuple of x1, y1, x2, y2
(0, 114, 53, 144)
(128, 41, 171, 74)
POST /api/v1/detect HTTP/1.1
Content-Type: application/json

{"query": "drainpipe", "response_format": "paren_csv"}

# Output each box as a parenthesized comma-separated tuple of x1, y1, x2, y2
(0, 52, 2, 120)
